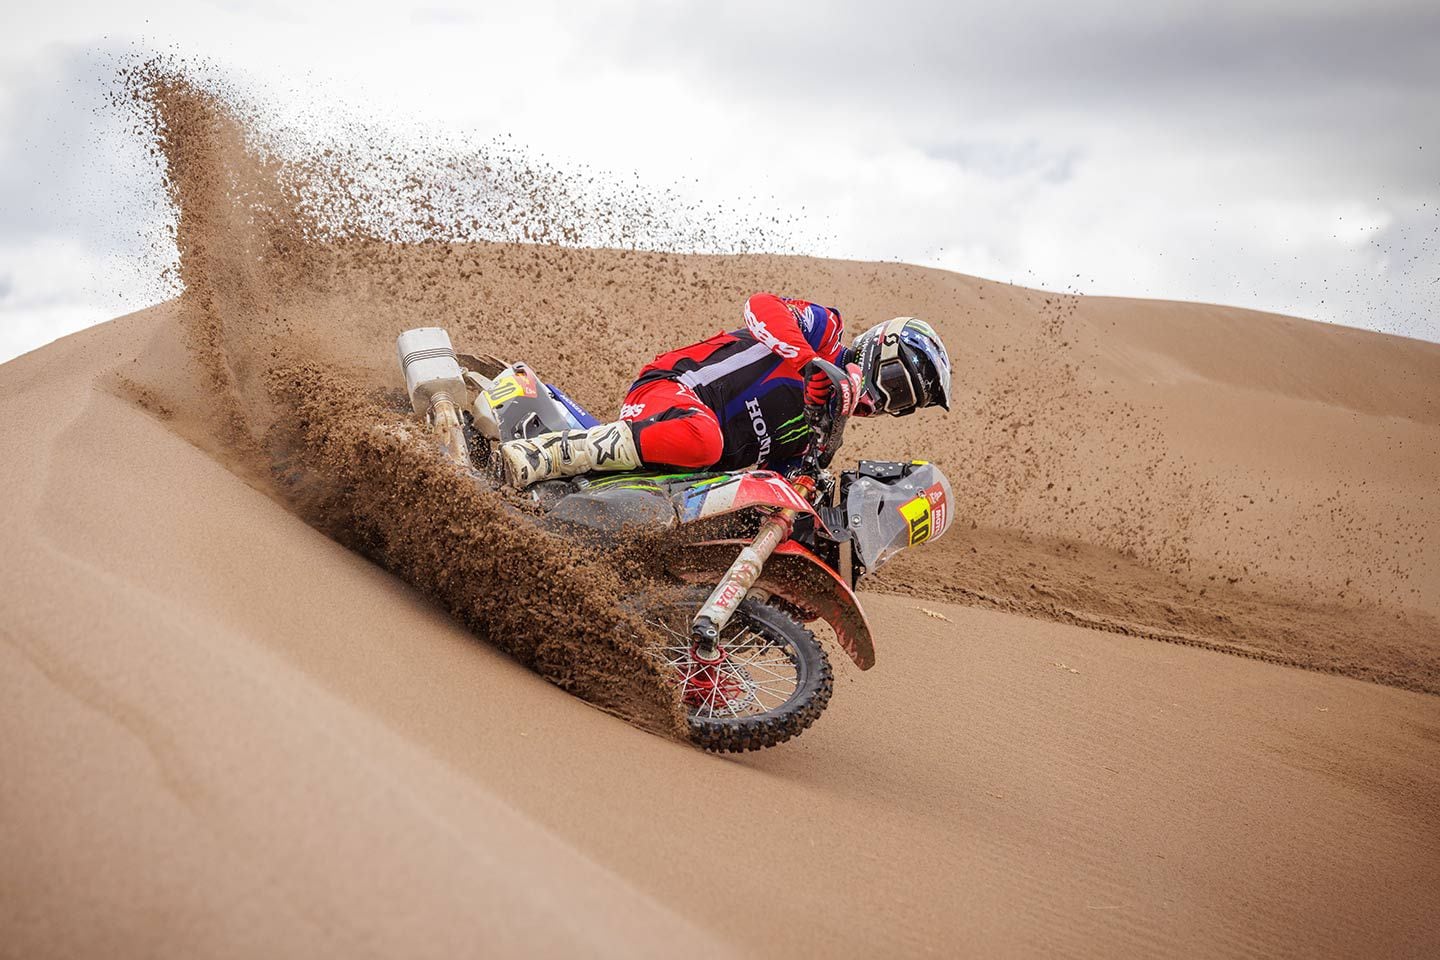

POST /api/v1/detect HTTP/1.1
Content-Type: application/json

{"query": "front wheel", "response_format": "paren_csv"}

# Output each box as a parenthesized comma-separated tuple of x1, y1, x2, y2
(646, 591, 834, 752)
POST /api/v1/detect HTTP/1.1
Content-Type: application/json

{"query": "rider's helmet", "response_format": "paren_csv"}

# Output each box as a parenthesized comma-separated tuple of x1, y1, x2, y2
(850, 317, 952, 416)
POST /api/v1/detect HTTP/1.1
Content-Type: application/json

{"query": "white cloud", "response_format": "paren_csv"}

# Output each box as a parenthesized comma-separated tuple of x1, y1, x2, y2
(0, 0, 1436, 363)
(0, 301, 114, 362)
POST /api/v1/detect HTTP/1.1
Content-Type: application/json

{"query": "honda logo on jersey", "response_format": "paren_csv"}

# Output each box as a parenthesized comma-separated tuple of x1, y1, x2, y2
(745, 398, 772, 461)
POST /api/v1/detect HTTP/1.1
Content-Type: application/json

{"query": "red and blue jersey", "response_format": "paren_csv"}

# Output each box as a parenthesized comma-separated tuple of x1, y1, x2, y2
(628, 293, 846, 470)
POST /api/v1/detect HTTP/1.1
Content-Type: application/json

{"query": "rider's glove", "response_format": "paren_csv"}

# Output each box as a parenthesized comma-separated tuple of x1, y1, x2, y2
(804, 361, 864, 417)
(804, 368, 834, 408)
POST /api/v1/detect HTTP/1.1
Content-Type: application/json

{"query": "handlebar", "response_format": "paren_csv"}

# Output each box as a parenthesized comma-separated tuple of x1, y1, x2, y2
(799, 356, 853, 480)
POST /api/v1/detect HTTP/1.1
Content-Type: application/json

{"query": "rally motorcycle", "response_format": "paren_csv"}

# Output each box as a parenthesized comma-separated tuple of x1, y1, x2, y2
(396, 327, 953, 751)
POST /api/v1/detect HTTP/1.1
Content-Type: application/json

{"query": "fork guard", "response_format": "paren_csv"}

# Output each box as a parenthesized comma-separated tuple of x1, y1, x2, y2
(672, 540, 877, 671)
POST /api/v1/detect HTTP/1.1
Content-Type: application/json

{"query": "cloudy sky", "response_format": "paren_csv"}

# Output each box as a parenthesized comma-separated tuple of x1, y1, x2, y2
(2, 0, 1437, 361)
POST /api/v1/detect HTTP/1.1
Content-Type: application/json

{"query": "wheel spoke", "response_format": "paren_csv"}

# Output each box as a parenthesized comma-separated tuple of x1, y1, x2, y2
(645, 607, 807, 721)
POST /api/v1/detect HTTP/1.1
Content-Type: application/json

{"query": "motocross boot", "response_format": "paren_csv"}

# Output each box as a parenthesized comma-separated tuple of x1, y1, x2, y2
(500, 420, 642, 488)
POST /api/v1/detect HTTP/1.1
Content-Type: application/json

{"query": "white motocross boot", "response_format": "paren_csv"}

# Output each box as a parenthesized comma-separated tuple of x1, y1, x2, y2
(500, 421, 642, 488)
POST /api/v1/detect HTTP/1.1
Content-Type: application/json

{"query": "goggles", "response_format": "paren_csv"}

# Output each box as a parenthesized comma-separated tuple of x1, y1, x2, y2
(874, 355, 920, 414)
(868, 317, 928, 415)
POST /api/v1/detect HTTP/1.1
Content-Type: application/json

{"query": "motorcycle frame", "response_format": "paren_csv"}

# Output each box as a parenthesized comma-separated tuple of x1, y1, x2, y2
(414, 346, 876, 670)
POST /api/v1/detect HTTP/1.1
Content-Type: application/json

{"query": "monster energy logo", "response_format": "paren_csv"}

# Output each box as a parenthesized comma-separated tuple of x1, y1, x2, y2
(775, 413, 808, 445)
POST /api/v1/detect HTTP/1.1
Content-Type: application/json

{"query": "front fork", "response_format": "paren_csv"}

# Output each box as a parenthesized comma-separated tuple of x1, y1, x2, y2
(689, 476, 815, 662)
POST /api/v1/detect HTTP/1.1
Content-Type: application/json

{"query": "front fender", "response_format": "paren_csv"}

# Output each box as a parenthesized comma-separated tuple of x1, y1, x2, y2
(671, 540, 877, 670)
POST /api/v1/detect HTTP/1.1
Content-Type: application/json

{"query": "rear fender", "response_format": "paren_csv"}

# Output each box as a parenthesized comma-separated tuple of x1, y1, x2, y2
(672, 539, 876, 670)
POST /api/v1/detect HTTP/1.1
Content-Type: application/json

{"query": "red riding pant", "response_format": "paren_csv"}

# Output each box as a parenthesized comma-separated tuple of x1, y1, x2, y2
(619, 379, 724, 469)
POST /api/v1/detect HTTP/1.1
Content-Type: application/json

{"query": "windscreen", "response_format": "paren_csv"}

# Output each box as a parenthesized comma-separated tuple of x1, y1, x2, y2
(844, 462, 954, 574)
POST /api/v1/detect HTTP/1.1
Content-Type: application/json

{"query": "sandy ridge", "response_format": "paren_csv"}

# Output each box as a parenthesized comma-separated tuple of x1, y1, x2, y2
(3, 296, 1438, 959)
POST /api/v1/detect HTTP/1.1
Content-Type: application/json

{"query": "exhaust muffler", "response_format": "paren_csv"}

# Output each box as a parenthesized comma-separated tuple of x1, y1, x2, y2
(396, 327, 472, 469)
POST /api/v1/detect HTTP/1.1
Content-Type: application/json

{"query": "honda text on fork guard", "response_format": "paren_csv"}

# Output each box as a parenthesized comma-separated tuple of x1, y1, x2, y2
(397, 327, 954, 752)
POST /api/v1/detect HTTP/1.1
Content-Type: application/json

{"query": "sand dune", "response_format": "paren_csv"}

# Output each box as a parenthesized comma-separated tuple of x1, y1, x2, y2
(4, 68, 1440, 957)
(3, 289, 1438, 958)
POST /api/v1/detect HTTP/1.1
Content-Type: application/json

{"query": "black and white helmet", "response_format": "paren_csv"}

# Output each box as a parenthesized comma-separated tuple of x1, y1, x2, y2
(850, 317, 952, 416)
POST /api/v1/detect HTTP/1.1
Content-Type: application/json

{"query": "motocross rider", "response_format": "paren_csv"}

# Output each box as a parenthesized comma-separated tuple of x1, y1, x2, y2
(500, 293, 953, 486)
